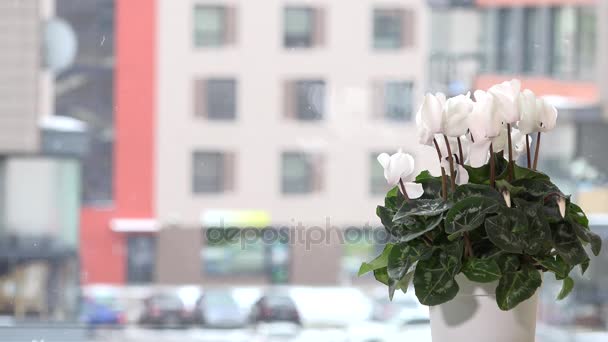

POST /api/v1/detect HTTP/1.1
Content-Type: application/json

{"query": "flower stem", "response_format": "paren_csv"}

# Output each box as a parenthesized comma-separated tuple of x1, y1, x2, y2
(489, 143, 496, 189)
(525, 134, 531, 168)
(533, 132, 541, 170)
(398, 179, 410, 202)
(443, 135, 456, 191)
(507, 123, 514, 181)
(456, 137, 465, 166)
(464, 233, 473, 258)
(433, 138, 448, 200)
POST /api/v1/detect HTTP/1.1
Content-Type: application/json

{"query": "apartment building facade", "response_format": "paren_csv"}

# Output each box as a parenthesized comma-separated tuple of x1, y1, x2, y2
(152, 0, 431, 286)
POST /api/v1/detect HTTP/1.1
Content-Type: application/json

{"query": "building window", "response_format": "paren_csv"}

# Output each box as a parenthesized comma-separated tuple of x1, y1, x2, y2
(522, 8, 542, 74)
(284, 7, 324, 48)
(203, 228, 265, 276)
(551, 6, 578, 79)
(281, 152, 323, 194)
(283, 80, 326, 120)
(496, 8, 516, 73)
(126, 235, 156, 284)
(373, 8, 414, 50)
(577, 7, 596, 80)
(194, 79, 237, 119)
(192, 151, 235, 193)
(372, 81, 413, 121)
(342, 229, 387, 278)
(193, 5, 235, 47)
(370, 152, 390, 195)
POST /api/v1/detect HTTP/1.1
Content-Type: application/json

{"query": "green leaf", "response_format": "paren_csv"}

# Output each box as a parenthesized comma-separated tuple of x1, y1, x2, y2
(571, 222, 602, 256)
(567, 203, 589, 228)
(484, 209, 527, 254)
(464, 153, 509, 184)
(377, 205, 396, 231)
(445, 197, 501, 234)
(497, 254, 520, 274)
(580, 259, 590, 276)
(552, 222, 589, 266)
(512, 164, 551, 181)
(496, 264, 542, 311)
(393, 199, 452, 223)
(453, 183, 504, 203)
(385, 186, 406, 210)
(462, 257, 501, 283)
(513, 199, 553, 255)
(373, 267, 390, 286)
(359, 244, 394, 276)
(390, 270, 414, 299)
(413, 241, 463, 306)
(391, 215, 443, 242)
(533, 255, 570, 279)
(415, 170, 436, 182)
(557, 276, 574, 300)
(387, 241, 433, 280)
(511, 178, 562, 199)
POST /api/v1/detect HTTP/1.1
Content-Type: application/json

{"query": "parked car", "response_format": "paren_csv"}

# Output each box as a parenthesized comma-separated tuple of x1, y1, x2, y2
(138, 293, 190, 328)
(371, 288, 426, 322)
(80, 298, 125, 327)
(249, 294, 301, 325)
(193, 289, 246, 328)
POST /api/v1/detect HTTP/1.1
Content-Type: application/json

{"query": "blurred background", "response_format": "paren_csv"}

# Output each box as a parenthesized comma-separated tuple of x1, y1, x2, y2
(0, 0, 607, 341)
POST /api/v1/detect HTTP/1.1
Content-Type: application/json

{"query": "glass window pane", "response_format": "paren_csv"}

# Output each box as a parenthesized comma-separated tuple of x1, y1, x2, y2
(203, 229, 265, 275)
(578, 7, 596, 79)
(192, 152, 224, 193)
(523, 8, 542, 74)
(194, 6, 225, 47)
(384, 81, 412, 121)
(282, 152, 313, 193)
(295, 80, 325, 120)
(496, 8, 516, 73)
(552, 7, 578, 78)
(285, 8, 313, 48)
(374, 9, 402, 49)
(206, 79, 236, 119)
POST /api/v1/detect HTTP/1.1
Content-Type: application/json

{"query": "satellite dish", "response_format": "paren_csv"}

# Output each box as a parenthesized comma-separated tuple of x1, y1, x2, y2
(43, 18, 77, 72)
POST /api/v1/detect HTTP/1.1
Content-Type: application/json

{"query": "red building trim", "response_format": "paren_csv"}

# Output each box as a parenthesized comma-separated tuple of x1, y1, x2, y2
(79, 0, 156, 284)
(475, 75, 599, 102)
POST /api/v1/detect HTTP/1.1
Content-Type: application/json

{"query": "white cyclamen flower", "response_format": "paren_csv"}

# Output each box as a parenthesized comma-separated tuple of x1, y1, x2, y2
(489, 79, 521, 124)
(518, 90, 558, 135)
(377, 150, 424, 198)
(491, 127, 526, 160)
(416, 92, 446, 145)
(443, 92, 474, 137)
(468, 90, 505, 167)
(429, 136, 470, 185)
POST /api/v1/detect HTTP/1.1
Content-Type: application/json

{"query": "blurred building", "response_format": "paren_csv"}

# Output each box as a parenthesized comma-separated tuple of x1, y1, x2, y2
(81, 0, 433, 287)
(0, 0, 82, 319)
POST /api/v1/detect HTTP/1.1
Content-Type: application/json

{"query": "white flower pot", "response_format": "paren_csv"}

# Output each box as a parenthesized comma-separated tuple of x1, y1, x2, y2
(429, 274, 539, 342)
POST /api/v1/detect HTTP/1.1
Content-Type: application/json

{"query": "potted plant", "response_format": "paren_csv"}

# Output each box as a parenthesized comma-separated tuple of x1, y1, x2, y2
(360, 80, 603, 342)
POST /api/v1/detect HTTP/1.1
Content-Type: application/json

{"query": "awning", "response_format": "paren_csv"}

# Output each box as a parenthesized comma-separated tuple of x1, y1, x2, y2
(110, 218, 159, 233)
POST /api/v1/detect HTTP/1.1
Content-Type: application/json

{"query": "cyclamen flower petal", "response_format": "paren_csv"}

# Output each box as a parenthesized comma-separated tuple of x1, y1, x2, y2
(417, 93, 446, 135)
(489, 79, 521, 124)
(517, 89, 538, 134)
(537, 98, 558, 132)
(443, 93, 473, 137)
(404, 182, 424, 199)
(377, 150, 415, 186)
(468, 140, 492, 168)
(455, 164, 469, 185)
(469, 90, 503, 142)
